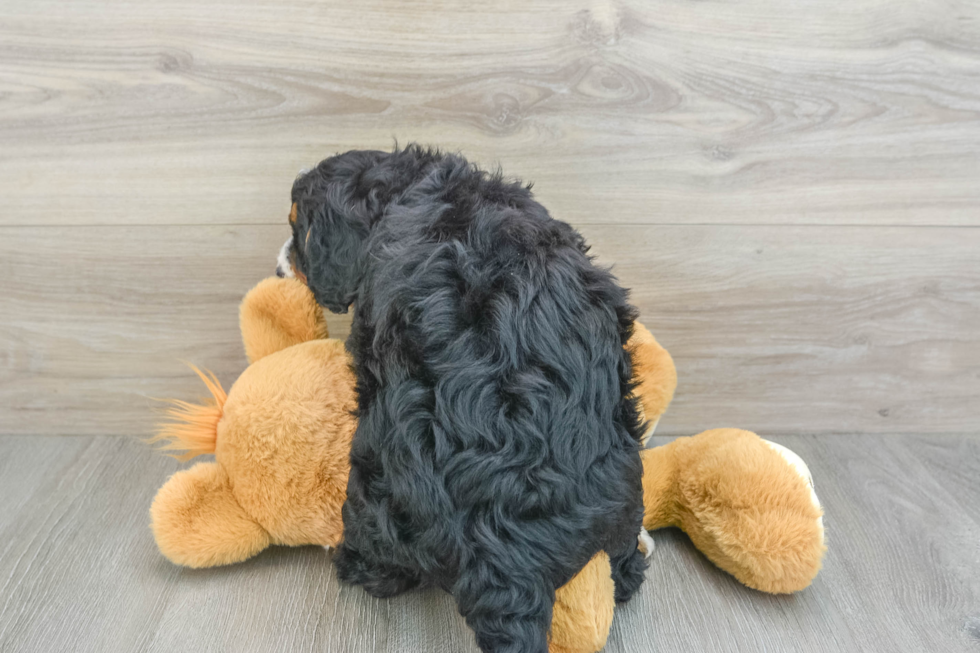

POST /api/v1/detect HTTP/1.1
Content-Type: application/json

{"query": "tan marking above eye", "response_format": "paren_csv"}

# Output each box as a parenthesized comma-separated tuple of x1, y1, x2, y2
(289, 203, 298, 224)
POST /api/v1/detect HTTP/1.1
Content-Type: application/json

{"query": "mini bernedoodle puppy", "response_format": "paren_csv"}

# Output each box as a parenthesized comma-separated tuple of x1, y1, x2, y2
(278, 145, 648, 653)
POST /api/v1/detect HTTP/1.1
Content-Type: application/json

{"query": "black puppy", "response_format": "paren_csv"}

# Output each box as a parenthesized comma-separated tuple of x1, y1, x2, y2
(280, 145, 647, 653)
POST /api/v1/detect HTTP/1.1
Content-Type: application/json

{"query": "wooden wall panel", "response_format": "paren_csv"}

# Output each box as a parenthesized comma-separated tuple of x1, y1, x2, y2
(2, 224, 977, 436)
(2, 0, 979, 227)
(2, 0, 978, 436)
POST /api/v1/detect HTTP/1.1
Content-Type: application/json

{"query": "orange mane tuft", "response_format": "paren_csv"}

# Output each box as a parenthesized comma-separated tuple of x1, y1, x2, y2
(148, 365, 227, 461)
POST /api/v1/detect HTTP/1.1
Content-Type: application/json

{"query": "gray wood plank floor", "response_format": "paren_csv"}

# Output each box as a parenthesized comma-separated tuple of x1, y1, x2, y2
(1, 435, 978, 653)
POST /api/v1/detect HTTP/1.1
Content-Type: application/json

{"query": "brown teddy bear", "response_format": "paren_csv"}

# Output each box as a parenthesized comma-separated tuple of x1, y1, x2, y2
(149, 277, 825, 653)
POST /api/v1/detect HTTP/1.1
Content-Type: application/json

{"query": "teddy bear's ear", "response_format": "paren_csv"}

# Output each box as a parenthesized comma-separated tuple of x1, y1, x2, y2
(150, 462, 271, 568)
(628, 321, 677, 444)
(239, 277, 329, 364)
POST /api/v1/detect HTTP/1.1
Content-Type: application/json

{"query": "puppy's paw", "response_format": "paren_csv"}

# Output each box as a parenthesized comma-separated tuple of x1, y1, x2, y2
(638, 529, 655, 558)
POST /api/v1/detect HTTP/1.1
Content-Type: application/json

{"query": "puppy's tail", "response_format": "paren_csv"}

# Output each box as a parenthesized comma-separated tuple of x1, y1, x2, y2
(148, 365, 226, 461)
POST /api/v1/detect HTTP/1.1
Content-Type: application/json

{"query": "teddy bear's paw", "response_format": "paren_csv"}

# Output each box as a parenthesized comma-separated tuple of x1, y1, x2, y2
(763, 440, 813, 487)
(762, 439, 824, 544)
(638, 528, 655, 558)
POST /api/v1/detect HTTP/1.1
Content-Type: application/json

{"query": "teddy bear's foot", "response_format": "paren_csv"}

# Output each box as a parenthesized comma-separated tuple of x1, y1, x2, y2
(640, 429, 826, 594)
(150, 462, 271, 568)
(677, 430, 826, 594)
(761, 440, 825, 547)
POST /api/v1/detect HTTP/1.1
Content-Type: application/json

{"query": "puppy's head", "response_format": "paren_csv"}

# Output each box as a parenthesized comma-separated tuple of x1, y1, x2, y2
(276, 152, 390, 313)
(278, 146, 444, 313)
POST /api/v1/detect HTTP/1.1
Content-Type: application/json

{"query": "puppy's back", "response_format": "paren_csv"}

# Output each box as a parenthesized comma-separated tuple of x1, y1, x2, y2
(353, 156, 643, 567)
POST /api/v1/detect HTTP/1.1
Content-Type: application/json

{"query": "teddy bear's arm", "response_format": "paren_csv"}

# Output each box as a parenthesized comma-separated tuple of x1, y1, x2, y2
(239, 277, 329, 364)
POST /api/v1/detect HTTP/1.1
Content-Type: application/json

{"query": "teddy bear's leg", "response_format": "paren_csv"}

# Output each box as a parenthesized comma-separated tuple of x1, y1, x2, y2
(239, 277, 329, 364)
(549, 552, 615, 653)
(639, 441, 682, 531)
(628, 322, 677, 446)
(150, 461, 271, 568)
(639, 429, 826, 594)
(680, 433, 825, 594)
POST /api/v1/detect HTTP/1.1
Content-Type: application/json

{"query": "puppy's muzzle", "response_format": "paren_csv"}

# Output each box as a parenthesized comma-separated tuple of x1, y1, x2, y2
(276, 237, 295, 279)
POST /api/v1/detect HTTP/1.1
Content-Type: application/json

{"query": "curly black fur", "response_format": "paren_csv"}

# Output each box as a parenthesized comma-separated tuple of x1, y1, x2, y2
(288, 145, 647, 653)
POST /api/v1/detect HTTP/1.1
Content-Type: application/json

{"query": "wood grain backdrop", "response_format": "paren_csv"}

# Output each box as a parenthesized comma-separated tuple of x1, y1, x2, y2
(1, 0, 979, 437)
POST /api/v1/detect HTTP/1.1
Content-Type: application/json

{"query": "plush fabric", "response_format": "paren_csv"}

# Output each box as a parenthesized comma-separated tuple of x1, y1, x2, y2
(240, 276, 328, 364)
(628, 322, 676, 444)
(217, 340, 355, 547)
(151, 461, 270, 567)
(150, 276, 825, 653)
(549, 553, 614, 653)
(641, 428, 825, 594)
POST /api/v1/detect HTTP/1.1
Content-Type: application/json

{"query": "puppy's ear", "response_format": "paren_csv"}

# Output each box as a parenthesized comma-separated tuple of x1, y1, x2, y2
(304, 204, 368, 314)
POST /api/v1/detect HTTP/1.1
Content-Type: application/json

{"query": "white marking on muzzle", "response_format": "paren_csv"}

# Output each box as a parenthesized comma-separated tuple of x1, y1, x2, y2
(276, 236, 295, 278)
